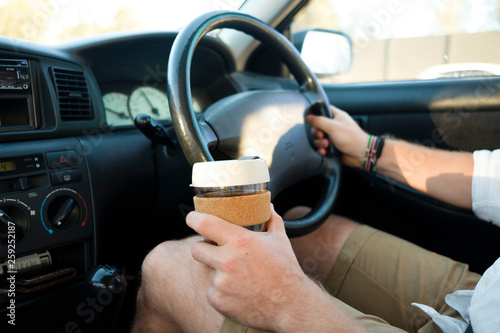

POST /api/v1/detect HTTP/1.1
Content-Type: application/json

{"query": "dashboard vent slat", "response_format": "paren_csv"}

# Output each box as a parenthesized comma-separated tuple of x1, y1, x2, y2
(51, 67, 93, 121)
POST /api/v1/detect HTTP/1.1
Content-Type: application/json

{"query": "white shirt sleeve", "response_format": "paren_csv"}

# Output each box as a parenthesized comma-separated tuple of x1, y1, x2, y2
(472, 149, 500, 227)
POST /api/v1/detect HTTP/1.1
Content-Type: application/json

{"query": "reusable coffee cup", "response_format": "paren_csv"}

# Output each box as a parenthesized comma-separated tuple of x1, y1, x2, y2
(191, 158, 271, 227)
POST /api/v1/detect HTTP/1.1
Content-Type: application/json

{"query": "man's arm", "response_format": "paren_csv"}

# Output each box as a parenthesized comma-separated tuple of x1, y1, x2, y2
(376, 139, 473, 209)
(307, 107, 473, 209)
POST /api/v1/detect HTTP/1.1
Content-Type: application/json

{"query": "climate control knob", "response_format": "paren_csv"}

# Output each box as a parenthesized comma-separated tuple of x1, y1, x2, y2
(41, 188, 87, 234)
(0, 204, 29, 243)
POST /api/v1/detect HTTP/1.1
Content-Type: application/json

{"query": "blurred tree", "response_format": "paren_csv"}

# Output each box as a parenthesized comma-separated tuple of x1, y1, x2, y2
(291, 0, 339, 33)
(435, 0, 467, 35)
(0, 0, 142, 43)
(0, 0, 52, 42)
(58, 7, 142, 42)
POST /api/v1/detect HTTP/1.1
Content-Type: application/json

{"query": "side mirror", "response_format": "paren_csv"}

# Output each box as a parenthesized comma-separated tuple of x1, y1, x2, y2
(294, 29, 353, 77)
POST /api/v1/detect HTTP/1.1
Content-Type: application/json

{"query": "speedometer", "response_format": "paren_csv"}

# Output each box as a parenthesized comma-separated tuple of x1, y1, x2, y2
(128, 86, 170, 121)
(103, 92, 132, 126)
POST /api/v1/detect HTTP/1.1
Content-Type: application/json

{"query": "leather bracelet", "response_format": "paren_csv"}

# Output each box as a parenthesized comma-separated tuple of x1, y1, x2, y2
(372, 135, 385, 173)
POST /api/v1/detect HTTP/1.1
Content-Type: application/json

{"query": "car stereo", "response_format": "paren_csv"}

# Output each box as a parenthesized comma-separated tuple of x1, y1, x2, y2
(0, 59, 30, 90)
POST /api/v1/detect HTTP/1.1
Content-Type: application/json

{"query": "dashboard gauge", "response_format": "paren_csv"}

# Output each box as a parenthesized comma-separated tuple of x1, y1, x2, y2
(103, 92, 131, 126)
(128, 86, 170, 121)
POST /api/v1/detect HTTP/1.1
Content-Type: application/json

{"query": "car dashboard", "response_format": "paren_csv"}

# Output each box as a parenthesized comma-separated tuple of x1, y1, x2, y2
(0, 31, 261, 331)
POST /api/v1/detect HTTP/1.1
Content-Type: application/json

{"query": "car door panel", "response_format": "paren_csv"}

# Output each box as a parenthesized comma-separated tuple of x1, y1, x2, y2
(327, 78, 500, 150)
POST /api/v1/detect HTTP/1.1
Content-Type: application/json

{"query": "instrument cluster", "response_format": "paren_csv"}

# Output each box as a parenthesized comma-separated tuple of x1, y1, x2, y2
(102, 86, 203, 127)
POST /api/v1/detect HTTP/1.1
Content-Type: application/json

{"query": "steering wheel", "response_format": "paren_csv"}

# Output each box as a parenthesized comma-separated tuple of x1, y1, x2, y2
(167, 10, 341, 237)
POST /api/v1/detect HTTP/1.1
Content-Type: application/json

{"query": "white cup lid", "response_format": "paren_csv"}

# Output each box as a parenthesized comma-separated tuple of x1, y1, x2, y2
(191, 158, 270, 187)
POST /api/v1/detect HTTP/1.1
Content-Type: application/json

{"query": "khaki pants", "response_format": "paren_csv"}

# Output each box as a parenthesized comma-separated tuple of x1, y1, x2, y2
(220, 225, 481, 333)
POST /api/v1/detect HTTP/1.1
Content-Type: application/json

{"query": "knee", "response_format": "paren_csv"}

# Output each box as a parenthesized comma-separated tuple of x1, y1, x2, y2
(324, 214, 361, 230)
(299, 213, 360, 246)
(283, 205, 311, 220)
(137, 242, 173, 308)
(138, 238, 197, 307)
(289, 213, 360, 283)
(142, 236, 199, 278)
(283, 206, 360, 232)
(141, 241, 176, 283)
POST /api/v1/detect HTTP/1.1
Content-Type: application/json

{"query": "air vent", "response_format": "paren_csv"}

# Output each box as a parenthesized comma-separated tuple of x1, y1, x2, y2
(51, 67, 93, 121)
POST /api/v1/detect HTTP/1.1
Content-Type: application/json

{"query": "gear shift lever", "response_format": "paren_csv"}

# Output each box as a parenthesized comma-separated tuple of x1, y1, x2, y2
(80, 265, 127, 332)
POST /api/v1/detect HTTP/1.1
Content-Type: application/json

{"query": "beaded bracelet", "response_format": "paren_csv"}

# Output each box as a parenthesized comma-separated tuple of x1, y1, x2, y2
(363, 135, 385, 174)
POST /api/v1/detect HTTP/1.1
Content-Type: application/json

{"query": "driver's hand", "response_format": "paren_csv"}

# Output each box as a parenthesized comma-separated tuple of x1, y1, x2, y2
(306, 106, 370, 168)
(186, 206, 320, 332)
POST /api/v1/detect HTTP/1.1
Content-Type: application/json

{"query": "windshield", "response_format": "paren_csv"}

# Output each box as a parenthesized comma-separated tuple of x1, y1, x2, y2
(0, 0, 246, 44)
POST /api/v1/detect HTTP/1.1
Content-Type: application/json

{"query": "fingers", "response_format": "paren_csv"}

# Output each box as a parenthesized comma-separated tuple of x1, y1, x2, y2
(330, 105, 344, 118)
(314, 138, 329, 149)
(186, 211, 244, 246)
(266, 205, 285, 233)
(188, 205, 283, 237)
(188, 205, 286, 268)
(307, 106, 349, 133)
(311, 127, 324, 140)
(191, 239, 220, 268)
(306, 114, 334, 134)
(308, 117, 331, 154)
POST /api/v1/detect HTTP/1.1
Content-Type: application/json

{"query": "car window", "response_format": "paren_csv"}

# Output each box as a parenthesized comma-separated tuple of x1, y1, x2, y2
(292, 0, 500, 83)
(0, 0, 245, 44)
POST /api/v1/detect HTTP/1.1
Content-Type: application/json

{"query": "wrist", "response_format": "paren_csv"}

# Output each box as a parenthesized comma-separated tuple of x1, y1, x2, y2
(276, 278, 367, 333)
(353, 132, 371, 168)
(273, 278, 333, 333)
